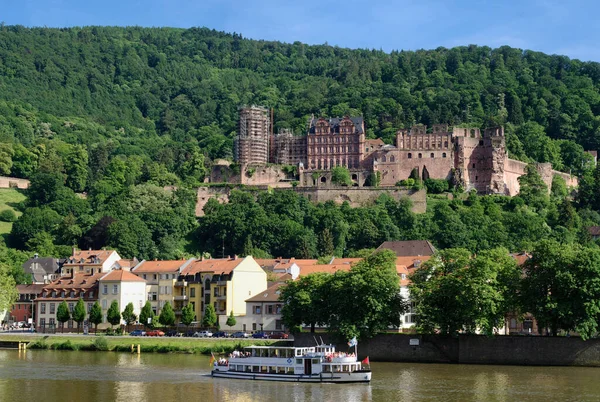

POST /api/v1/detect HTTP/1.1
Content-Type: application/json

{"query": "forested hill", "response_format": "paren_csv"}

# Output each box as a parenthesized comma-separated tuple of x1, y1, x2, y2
(0, 25, 600, 175)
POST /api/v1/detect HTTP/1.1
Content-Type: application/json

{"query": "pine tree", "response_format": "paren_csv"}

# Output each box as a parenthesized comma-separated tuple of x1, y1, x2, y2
(202, 304, 217, 328)
(89, 301, 102, 333)
(72, 298, 86, 334)
(56, 301, 70, 333)
(226, 311, 237, 328)
(139, 301, 155, 329)
(158, 302, 176, 326)
(180, 303, 195, 327)
(106, 300, 121, 328)
(121, 302, 137, 332)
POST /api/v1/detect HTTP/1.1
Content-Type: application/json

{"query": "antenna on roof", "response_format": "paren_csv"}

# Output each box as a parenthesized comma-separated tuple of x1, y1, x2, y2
(319, 336, 324, 346)
(313, 335, 319, 346)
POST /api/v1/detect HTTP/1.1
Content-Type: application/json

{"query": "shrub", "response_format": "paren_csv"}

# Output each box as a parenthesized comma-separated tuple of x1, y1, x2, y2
(0, 209, 17, 222)
(424, 178, 450, 194)
(92, 337, 109, 351)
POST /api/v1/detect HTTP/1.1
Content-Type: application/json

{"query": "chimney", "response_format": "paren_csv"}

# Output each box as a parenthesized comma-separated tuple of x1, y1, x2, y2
(89, 247, 92, 251)
(72, 247, 77, 256)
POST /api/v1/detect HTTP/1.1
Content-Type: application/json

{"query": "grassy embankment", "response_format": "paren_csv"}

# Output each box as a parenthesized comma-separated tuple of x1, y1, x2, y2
(0, 188, 26, 235)
(0, 334, 282, 354)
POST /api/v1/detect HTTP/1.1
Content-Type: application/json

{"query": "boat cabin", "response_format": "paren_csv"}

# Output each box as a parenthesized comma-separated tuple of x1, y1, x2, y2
(227, 345, 363, 376)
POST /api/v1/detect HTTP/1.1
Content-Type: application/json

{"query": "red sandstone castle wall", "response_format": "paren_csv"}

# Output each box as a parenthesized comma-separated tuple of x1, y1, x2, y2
(376, 150, 454, 186)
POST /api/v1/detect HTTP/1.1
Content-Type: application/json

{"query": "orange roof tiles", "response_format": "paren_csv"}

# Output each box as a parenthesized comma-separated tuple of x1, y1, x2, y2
(133, 260, 188, 273)
(63, 249, 117, 265)
(100, 270, 145, 282)
(183, 258, 244, 275)
(43, 272, 105, 290)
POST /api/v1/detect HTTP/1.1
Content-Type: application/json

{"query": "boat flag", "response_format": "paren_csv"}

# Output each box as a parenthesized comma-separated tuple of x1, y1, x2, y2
(209, 352, 216, 367)
(361, 356, 370, 366)
(348, 337, 357, 347)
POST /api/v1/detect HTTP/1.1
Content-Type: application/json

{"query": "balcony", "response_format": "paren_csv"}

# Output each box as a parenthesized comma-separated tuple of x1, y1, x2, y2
(174, 295, 188, 301)
(174, 281, 188, 287)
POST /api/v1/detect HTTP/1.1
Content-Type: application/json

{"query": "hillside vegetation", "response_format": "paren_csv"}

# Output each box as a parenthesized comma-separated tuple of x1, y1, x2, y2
(0, 26, 600, 286)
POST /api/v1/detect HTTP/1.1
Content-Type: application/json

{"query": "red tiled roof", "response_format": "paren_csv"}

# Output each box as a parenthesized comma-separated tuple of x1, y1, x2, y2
(43, 272, 105, 290)
(133, 260, 188, 273)
(63, 249, 117, 265)
(100, 270, 146, 282)
(16, 284, 45, 294)
(183, 258, 245, 275)
(376, 241, 436, 257)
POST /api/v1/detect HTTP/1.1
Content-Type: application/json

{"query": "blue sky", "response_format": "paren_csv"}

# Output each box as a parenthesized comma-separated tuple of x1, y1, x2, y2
(4, 0, 600, 62)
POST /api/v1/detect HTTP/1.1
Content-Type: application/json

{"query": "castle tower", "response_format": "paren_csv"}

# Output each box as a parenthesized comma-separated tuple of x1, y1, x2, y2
(234, 106, 270, 165)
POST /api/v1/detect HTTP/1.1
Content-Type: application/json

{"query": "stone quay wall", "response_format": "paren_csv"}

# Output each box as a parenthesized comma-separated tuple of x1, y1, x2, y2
(294, 333, 600, 367)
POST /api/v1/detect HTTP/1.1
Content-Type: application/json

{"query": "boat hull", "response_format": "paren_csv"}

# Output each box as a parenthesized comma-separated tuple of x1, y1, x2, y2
(212, 370, 371, 383)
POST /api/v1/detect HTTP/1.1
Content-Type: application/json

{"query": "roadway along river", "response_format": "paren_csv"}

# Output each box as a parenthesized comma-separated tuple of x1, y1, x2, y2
(1, 349, 600, 401)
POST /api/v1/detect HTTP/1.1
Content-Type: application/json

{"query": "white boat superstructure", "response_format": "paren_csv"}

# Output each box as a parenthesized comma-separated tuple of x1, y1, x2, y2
(211, 344, 371, 383)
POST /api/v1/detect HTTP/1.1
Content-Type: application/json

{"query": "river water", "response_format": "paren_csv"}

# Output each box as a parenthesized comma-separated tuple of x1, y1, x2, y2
(1, 350, 599, 401)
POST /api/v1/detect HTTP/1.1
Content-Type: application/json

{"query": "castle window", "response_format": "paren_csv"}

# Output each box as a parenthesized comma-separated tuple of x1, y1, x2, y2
(382, 156, 387, 162)
(390, 155, 395, 162)
(444, 141, 448, 148)
(479, 140, 484, 146)
(320, 177, 327, 183)
(473, 163, 476, 169)
(475, 176, 478, 181)
(418, 153, 422, 159)
(430, 153, 434, 158)
(407, 153, 412, 159)
(442, 153, 447, 158)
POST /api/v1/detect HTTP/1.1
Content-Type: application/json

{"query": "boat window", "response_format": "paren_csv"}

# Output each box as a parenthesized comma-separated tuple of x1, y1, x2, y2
(288, 367, 294, 374)
(277, 367, 286, 374)
(296, 359, 302, 365)
(246, 366, 251, 372)
(323, 365, 331, 372)
(261, 366, 268, 373)
(312, 359, 320, 364)
(252, 366, 260, 372)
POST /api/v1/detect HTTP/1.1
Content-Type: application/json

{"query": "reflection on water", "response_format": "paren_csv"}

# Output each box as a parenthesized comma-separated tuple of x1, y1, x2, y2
(0, 350, 599, 401)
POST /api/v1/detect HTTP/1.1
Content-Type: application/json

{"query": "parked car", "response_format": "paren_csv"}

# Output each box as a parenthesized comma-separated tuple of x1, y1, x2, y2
(146, 330, 165, 337)
(165, 330, 180, 337)
(269, 332, 289, 339)
(231, 331, 250, 338)
(212, 331, 229, 338)
(252, 331, 269, 339)
(129, 329, 146, 336)
(194, 330, 213, 338)
(183, 330, 196, 337)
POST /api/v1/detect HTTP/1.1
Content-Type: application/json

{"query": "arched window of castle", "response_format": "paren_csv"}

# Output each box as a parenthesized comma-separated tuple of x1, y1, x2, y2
(430, 153, 434, 158)
(472, 163, 476, 169)
(470, 129, 476, 138)
(321, 176, 327, 183)
(442, 153, 447, 158)
(382, 155, 387, 162)
(407, 153, 412, 159)
(444, 141, 448, 148)
(390, 155, 395, 162)
(418, 153, 422, 159)
(479, 140, 484, 146)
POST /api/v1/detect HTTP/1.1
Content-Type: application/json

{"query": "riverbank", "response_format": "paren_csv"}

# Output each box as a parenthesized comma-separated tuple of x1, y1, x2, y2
(0, 334, 281, 354)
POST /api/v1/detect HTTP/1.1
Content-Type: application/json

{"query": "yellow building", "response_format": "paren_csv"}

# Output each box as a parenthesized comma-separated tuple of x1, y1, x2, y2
(131, 259, 195, 318)
(180, 256, 267, 329)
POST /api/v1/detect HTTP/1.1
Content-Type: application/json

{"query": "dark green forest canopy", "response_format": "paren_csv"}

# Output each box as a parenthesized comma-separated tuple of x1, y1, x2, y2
(0, 25, 599, 173)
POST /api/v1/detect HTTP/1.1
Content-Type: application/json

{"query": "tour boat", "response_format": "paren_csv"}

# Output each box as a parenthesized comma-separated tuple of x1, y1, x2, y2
(211, 344, 371, 383)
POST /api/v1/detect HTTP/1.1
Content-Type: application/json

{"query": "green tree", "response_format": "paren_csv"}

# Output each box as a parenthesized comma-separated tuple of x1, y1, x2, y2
(64, 145, 89, 192)
(226, 310, 237, 328)
(410, 248, 520, 336)
(520, 240, 600, 339)
(158, 302, 176, 326)
(331, 166, 352, 186)
(202, 304, 217, 328)
(56, 301, 70, 333)
(0, 143, 14, 175)
(106, 300, 121, 328)
(72, 298, 86, 334)
(89, 301, 103, 333)
(139, 301, 155, 328)
(517, 164, 549, 211)
(121, 302, 137, 332)
(0, 263, 18, 313)
(280, 273, 332, 333)
(180, 303, 195, 327)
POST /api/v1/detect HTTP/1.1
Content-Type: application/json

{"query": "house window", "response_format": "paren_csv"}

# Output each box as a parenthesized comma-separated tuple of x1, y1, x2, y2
(113, 285, 118, 295)
(70, 291, 75, 298)
(41, 303, 46, 314)
(275, 320, 283, 330)
(153, 274, 157, 280)
(68, 303, 74, 312)
(49, 318, 55, 326)
(40, 318, 46, 327)
(88, 303, 93, 313)
(80, 291, 84, 298)
(68, 320, 73, 328)
(61, 291, 65, 297)
(102, 299, 107, 309)
(103, 285, 108, 295)
(143, 274, 147, 280)
(267, 305, 273, 315)
(50, 303, 55, 314)
(252, 323, 257, 331)
(254, 306, 261, 314)
(89, 291, 94, 298)
(214, 287, 219, 297)
(276, 305, 282, 314)
(190, 288, 196, 298)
